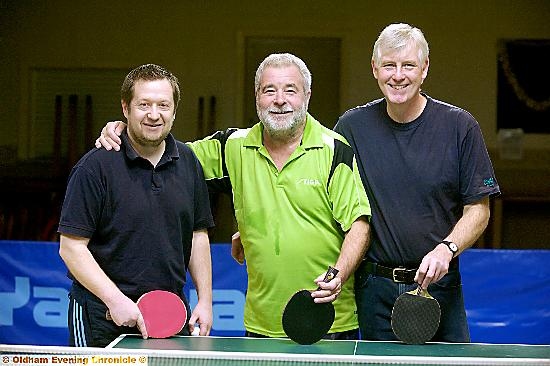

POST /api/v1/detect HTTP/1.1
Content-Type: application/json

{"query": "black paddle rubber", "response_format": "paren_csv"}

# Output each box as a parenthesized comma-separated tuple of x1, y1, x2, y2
(282, 290, 335, 345)
(391, 287, 441, 344)
(282, 266, 339, 345)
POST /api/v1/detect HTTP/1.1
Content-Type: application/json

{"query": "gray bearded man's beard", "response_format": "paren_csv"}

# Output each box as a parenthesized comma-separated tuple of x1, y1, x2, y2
(258, 103, 308, 140)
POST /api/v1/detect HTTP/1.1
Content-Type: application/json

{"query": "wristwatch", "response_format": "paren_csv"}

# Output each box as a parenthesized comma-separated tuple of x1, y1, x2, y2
(441, 240, 458, 258)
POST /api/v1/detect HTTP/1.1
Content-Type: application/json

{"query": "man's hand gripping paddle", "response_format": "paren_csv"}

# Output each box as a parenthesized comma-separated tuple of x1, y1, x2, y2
(282, 266, 339, 345)
(106, 290, 187, 338)
(391, 285, 441, 344)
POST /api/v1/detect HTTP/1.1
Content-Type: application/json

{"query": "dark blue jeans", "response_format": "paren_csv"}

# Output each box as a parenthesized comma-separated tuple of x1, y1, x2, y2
(355, 267, 470, 342)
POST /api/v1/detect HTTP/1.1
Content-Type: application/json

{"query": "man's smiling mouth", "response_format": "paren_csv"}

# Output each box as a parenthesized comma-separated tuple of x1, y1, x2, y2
(270, 110, 293, 115)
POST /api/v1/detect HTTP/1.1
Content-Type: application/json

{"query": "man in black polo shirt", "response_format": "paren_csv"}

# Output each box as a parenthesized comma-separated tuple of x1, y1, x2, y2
(58, 64, 214, 347)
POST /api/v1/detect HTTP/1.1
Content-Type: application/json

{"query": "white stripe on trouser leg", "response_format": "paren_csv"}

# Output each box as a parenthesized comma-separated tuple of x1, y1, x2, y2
(72, 299, 87, 347)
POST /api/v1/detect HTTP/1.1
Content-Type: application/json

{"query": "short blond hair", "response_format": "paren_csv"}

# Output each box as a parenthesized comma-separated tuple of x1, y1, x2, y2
(372, 23, 429, 66)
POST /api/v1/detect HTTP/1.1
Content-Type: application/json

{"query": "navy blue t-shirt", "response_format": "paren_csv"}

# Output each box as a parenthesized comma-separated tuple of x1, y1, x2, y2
(58, 131, 214, 299)
(335, 94, 500, 267)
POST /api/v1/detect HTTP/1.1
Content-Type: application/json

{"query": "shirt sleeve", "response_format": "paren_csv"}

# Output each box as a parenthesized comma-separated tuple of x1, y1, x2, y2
(458, 111, 501, 205)
(58, 164, 104, 238)
(328, 140, 371, 232)
(191, 153, 216, 231)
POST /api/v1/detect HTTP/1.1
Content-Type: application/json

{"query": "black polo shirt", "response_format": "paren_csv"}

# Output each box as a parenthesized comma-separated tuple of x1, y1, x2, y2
(58, 131, 214, 298)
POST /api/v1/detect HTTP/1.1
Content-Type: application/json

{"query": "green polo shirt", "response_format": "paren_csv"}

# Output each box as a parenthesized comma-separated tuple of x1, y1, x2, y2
(188, 114, 371, 337)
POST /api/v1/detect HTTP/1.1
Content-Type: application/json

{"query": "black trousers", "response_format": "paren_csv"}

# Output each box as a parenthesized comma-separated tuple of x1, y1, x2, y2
(68, 283, 190, 347)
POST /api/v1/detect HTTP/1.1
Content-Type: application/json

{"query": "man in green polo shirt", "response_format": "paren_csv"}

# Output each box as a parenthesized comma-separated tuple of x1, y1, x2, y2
(95, 53, 371, 339)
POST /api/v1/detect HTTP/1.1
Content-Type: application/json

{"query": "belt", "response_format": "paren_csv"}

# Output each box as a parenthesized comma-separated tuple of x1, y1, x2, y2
(361, 262, 417, 284)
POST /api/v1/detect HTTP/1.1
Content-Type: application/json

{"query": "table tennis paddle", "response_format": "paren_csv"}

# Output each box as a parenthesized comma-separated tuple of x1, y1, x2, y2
(106, 290, 187, 338)
(282, 266, 339, 345)
(391, 285, 441, 344)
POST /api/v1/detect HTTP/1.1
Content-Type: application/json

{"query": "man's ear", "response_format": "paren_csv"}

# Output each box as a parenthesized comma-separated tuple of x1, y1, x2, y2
(305, 90, 312, 104)
(371, 59, 378, 79)
(421, 57, 430, 81)
(121, 101, 129, 119)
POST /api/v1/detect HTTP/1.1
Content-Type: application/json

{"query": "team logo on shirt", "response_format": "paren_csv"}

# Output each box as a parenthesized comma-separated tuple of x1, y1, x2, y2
(297, 178, 321, 186)
(483, 177, 495, 187)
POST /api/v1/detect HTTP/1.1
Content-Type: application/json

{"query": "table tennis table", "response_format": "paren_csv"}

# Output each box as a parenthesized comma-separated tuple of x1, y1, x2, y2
(2, 335, 548, 366)
(105, 334, 550, 365)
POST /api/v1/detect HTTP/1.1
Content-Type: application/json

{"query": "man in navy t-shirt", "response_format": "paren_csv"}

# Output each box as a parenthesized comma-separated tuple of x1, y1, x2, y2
(335, 23, 500, 342)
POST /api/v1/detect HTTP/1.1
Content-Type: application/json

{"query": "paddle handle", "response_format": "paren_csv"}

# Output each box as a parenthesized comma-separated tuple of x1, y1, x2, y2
(317, 266, 339, 290)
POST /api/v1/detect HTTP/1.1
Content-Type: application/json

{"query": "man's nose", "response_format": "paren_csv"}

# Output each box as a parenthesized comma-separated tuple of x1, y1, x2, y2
(148, 105, 160, 119)
(393, 66, 406, 80)
(273, 90, 286, 105)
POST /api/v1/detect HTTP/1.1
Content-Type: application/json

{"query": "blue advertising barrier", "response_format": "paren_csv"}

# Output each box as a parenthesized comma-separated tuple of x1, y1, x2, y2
(0, 240, 549, 345)
(0, 241, 247, 345)
(460, 249, 550, 345)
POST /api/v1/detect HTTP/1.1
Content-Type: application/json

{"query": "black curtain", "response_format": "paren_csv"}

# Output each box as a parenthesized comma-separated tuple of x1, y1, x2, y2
(497, 39, 550, 133)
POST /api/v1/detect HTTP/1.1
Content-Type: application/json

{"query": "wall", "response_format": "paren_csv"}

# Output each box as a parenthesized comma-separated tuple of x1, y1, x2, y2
(1, 1, 549, 245)
(1, 0, 550, 157)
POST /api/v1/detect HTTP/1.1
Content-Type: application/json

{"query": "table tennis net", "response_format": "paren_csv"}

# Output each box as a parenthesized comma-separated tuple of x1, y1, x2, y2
(0, 344, 377, 366)
(1, 343, 545, 366)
